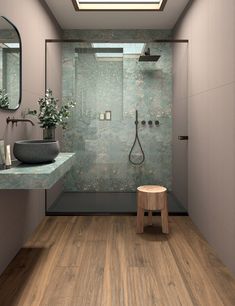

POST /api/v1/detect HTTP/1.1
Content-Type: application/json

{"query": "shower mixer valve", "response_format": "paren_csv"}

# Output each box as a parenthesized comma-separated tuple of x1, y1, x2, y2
(141, 119, 160, 126)
(155, 120, 160, 126)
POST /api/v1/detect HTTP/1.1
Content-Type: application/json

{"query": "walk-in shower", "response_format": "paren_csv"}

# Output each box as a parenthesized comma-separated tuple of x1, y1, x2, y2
(45, 34, 188, 215)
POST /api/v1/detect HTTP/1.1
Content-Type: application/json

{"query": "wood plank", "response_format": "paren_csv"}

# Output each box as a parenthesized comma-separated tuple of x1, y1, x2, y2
(101, 216, 128, 306)
(53, 216, 77, 224)
(21, 221, 74, 306)
(141, 240, 194, 306)
(39, 267, 79, 306)
(174, 217, 235, 306)
(85, 216, 111, 242)
(50, 216, 109, 268)
(126, 267, 161, 306)
(5, 219, 73, 306)
(0, 217, 67, 305)
(71, 241, 106, 305)
(0, 247, 46, 306)
(125, 216, 159, 267)
(168, 220, 225, 306)
(56, 217, 93, 267)
(25, 217, 59, 247)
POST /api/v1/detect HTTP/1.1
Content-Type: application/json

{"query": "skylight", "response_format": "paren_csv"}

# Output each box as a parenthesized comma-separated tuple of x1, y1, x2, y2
(92, 43, 145, 57)
(72, 0, 167, 11)
(75, 43, 145, 61)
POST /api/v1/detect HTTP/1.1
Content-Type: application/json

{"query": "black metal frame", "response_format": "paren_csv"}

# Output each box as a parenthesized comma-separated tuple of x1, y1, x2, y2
(0, 16, 22, 111)
(45, 38, 188, 92)
(46, 211, 188, 216)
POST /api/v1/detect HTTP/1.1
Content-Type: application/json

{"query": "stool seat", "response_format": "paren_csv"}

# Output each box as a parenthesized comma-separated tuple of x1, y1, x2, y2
(137, 185, 167, 193)
(136, 185, 169, 234)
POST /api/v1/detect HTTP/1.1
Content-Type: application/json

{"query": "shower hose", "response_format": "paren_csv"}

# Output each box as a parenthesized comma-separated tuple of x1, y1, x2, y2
(128, 110, 145, 165)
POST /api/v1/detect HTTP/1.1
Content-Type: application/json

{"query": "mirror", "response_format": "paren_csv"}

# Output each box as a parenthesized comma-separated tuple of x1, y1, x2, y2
(0, 16, 21, 110)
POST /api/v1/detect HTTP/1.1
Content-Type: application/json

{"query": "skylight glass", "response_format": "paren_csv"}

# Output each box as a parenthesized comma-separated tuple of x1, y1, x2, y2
(80, 0, 161, 3)
(72, 0, 167, 11)
(92, 43, 145, 57)
(76, 43, 145, 61)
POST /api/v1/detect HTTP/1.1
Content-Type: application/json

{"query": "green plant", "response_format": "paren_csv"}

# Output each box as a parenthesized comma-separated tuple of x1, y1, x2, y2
(33, 89, 75, 129)
(0, 89, 9, 108)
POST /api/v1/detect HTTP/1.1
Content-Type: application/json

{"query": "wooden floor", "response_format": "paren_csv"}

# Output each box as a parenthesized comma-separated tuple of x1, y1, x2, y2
(0, 216, 235, 306)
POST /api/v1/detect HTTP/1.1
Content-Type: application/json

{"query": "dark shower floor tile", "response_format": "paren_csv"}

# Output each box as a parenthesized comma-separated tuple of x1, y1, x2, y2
(47, 191, 187, 215)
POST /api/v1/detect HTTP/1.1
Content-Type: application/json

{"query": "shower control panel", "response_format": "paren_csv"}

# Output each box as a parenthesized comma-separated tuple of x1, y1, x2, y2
(99, 111, 112, 121)
(141, 119, 160, 126)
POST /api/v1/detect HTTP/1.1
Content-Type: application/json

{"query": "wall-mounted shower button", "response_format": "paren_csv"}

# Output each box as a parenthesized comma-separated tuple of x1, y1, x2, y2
(155, 120, 160, 126)
(99, 113, 105, 120)
(148, 120, 153, 126)
(141, 120, 146, 125)
(105, 111, 111, 121)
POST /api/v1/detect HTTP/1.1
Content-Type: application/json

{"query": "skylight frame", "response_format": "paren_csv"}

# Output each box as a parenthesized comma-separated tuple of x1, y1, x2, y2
(72, 0, 167, 11)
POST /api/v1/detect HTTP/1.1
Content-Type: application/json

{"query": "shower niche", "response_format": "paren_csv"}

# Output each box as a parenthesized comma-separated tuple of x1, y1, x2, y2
(45, 35, 188, 214)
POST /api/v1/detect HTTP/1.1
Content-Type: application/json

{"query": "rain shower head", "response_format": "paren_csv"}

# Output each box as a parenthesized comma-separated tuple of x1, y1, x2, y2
(139, 55, 161, 62)
(138, 48, 161, 62)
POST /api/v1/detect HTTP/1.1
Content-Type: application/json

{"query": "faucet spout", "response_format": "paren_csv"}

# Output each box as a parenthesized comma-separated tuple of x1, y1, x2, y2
(6, 117, 35, 126)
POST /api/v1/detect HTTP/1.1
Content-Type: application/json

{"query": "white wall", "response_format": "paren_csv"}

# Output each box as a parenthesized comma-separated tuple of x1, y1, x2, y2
(0, 0, 61, 274)
(174, 0, 235, 275)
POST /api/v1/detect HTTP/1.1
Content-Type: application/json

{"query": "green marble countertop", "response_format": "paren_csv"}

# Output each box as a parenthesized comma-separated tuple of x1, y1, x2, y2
(0, 153, 75, 189)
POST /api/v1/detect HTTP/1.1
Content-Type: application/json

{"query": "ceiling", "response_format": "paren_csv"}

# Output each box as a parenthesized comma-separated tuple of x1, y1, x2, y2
(44, 0, 190, 29)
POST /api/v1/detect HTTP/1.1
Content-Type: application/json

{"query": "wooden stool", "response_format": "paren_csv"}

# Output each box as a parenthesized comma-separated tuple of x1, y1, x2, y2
(136, 185, 169, 234)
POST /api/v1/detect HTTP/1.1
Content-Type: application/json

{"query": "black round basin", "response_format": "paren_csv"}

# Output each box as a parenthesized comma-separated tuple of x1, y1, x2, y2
(13, 140, 60, 164)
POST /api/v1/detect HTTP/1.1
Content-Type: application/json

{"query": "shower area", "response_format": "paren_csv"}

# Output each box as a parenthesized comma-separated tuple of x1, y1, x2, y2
(46, 32, 188, 214)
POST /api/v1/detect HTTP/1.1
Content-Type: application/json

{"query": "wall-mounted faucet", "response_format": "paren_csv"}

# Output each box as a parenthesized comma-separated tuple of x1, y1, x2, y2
(6, 116, 35, 126)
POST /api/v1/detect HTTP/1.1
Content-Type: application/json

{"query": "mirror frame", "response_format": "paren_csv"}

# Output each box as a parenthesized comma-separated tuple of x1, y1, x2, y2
(0, 16, 22, 111)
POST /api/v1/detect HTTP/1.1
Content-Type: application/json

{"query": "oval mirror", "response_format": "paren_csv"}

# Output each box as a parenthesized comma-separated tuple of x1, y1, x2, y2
(0, 16, 21, 110)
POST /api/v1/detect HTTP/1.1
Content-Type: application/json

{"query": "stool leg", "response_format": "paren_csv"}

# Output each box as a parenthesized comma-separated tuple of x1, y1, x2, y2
(136, 206, 145, 234)
(161, 205, 169, 234)
(148, 211, 153, 225)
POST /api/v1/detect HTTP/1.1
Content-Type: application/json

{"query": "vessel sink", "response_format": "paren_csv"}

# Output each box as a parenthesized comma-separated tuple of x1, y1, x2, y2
(13, 140, 60, 164)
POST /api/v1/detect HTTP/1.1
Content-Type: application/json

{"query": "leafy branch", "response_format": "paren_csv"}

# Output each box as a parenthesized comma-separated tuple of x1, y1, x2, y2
(31, 89, 75, 129)
(0, 89, 9, 109)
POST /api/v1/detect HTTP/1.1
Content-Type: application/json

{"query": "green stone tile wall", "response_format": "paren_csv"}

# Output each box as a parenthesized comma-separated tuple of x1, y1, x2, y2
(61, 30, 173, 192)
